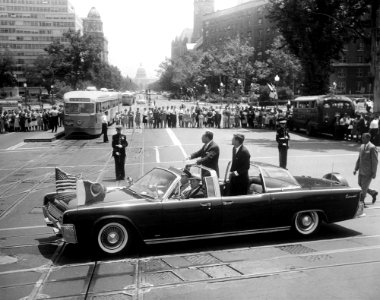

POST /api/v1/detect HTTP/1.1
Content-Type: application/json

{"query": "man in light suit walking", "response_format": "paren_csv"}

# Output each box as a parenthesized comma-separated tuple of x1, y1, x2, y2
(354, 132, 378, 207)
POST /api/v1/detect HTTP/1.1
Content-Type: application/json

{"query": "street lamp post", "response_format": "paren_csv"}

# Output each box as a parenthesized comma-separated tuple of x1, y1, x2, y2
(274, 75, 280, 108)
(23, 83, 27, 108)
(51, 85, 54, 105)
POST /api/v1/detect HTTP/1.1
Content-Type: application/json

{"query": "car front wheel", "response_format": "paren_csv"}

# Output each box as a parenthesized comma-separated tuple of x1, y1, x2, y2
(294, 211, 320, 235)
(96, 222, 131, 255)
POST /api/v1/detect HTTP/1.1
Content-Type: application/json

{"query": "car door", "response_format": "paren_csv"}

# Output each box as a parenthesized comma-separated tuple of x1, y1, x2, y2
(161, 195, 222, 239)
(221, 164, 272, 232)
(221, 193, 272, 232)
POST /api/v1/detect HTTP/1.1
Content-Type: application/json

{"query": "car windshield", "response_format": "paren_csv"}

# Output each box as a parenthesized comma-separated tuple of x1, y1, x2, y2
(261, 166, 300, 190)
(129, 168, 177, 200)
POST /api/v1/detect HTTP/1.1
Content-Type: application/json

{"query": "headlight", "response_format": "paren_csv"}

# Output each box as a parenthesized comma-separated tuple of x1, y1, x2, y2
(61, 224, 78, 244)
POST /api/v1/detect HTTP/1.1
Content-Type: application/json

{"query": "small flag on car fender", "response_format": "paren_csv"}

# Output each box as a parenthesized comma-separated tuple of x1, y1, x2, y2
(76, 179, 106, 206)
(55, 168, 78, 203)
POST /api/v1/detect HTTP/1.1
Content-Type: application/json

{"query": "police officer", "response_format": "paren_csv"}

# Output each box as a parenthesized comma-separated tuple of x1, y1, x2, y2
(112, 125, 128, 180)
(276, 119, 290, 169)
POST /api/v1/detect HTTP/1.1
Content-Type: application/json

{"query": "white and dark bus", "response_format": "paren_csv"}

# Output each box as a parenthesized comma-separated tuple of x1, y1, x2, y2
(63, 90, 121, 137)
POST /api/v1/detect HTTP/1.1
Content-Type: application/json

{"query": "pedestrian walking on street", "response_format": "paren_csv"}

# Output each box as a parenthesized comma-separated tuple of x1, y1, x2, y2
(229, 134, 251, 196)
(112, 125, 128, 181)
(276, 119, 290, 169)
(354, 132, 378, 207)
(101, 111, 108, 142)
(187, 130, 220, 177)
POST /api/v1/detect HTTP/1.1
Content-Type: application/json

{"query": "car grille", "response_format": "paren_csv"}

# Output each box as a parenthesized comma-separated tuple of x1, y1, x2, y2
(47, 203, 63, 220)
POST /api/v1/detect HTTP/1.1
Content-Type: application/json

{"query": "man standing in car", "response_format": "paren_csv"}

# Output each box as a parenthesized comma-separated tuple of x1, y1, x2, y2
(187, 130, 220, 177)
(112, 125, 128, 180)
(229, 134, 251, 196)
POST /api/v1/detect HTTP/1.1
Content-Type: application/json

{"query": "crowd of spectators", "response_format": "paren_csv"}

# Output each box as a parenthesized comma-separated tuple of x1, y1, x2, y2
(335, 113, 379, 145)
(0, 106, 64, 134)
(114, 103, 287, 130)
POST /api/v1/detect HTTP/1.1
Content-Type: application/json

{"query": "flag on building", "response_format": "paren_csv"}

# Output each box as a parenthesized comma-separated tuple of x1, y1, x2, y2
(55, 168, 77, 203)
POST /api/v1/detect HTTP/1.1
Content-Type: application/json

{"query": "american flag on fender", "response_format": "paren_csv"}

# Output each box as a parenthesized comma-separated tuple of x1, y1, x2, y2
(55, 168, 78, 203)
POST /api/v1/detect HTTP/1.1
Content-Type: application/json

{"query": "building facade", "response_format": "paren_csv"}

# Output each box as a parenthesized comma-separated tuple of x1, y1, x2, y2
(192, 0, 214, 43)
(0, 0, 82, 86)
(202, 0, 275, 62)
(82, 7, 108, 63)
(201, 0, 372, 96)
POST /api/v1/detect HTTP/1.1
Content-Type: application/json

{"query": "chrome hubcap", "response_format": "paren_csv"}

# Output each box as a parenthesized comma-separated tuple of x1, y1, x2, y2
(302, 215, 312, 227)
(107, 232, 119, 244)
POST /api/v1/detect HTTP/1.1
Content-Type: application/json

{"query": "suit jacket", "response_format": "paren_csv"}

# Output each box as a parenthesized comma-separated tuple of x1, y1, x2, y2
(112, 133, 128, 157)
(230, 145, 251, 178)
(190, 140, 220, 176)
(183, 185, 204, 199)
(355, 142, 378, 178)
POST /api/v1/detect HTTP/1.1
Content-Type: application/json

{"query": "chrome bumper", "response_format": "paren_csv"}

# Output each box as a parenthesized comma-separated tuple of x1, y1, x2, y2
(42, 206, 78, 244)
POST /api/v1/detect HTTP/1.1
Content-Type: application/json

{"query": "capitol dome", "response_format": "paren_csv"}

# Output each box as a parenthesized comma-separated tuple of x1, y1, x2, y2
(87, 7, 101, 19)
(135, 65, 147, 79)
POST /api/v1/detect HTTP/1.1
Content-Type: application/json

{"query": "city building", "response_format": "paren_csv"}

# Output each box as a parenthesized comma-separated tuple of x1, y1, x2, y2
(82, 7, 108, 63)
(0, 0, 82, 86)
(171, 0, 214, 60)
(202, 0, 275, 62)
(201, 0, 372, 96)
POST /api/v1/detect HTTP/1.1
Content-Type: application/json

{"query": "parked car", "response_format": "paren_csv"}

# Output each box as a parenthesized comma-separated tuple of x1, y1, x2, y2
(136, 98, 146, 105)
(43, 162, 363, 256)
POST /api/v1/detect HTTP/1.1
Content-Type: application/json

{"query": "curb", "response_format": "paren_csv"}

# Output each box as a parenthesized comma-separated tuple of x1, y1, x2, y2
(24, 131, 65, 143)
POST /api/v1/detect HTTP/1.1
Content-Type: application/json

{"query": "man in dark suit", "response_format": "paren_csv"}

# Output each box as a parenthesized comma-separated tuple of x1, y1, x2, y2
(229, 134, 251, 196)
(188, 130, 220, 177)
(354, 132, 378, 206)
(276, 119, 290, 169)
(112, 125, 128, 180)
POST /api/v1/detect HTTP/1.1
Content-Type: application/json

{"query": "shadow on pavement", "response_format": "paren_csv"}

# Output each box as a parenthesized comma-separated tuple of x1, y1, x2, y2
(48, 223, 362, 264)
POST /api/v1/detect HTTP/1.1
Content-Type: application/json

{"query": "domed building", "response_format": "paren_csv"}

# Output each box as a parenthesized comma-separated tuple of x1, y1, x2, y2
(83, 7, 109, 63)
(134, 64, 155, 90)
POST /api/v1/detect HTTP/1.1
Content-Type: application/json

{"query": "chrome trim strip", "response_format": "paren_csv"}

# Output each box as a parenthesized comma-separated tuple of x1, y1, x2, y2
(144, 226, 291, 245)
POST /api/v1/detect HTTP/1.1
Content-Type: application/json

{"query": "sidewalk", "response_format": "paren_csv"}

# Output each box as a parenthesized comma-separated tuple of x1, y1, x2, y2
(23, 127, 65, 142)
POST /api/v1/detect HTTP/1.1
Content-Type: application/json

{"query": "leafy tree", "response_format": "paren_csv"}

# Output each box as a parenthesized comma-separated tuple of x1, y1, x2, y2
(268, 0, 371, 95)
(0, 49, 17, 88)
(45, 29, 103, 89)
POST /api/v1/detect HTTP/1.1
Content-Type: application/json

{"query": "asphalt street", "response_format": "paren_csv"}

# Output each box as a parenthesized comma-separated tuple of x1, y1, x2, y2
(0, 99, 379, 299)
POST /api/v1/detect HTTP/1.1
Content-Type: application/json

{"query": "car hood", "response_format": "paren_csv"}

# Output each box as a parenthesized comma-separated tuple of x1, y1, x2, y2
(294, 176, 347, 189)
(62, 186, 149, 210)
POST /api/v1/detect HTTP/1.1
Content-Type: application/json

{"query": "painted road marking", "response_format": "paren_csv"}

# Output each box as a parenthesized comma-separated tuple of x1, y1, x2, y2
(166, 128, 187, 158)
(154, 146, 160, 163)
(6, 142, 26, 151)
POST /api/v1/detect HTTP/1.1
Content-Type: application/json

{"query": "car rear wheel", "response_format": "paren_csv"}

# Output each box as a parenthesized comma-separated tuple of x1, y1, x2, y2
(96, 221, 131, 255)
(294, 211, 320, 235)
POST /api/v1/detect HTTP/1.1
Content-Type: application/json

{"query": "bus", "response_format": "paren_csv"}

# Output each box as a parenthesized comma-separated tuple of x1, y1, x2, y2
(63, 90, 121, 137)
(289, 95, 355, 137)
(121, 92, 135, 106)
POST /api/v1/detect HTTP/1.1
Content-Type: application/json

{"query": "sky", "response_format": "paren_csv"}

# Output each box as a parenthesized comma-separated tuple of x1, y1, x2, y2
(69, 0, 239, 79)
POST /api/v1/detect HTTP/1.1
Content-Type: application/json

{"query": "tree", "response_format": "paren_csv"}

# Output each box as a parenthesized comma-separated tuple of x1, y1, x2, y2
(218, 37, 256, 94)
(268, 0, 371, 95)
(0, 49, 17, 88)
(45, 29, 103, 89)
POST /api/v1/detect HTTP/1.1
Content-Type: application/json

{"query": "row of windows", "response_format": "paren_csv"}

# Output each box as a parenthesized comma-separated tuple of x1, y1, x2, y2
(2, 36, 67, 42)
(0, 12, 73, 19)
(0, 6, 67, 12)
(336, 68, 370, 78)
(0, 42, 47, 49)
(0, 28, 53, 34)
(339, 55, 369, 63)
(0, 19, 73, 26)
(0, 0, 67, 4)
